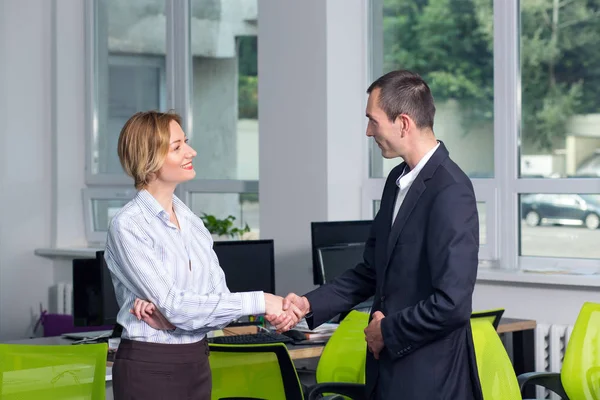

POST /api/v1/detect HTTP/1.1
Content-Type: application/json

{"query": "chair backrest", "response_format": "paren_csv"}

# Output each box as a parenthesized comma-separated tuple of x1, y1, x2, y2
(561, 301, 600, 400)
(0, 343, 107, 400)
(209, 342, 304, 400)
(472, 308, 505, 331)
(316, 310, 369, 385)
(470, 319, 522, 400)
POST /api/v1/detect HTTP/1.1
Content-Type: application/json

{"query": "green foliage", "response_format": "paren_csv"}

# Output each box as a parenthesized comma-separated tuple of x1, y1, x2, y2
(239, 75, 258, 119)
(200, 213, 251, 239)
(383, 0, 600, 151)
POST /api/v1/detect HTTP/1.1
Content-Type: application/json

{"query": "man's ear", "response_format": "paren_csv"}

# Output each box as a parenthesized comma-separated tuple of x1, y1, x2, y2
(396, 114, 410, 137)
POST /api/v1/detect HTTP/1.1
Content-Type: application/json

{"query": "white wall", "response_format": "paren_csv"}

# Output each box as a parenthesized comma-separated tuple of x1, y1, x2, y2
(474, 281, 600, 326)
(0, 0, 56, 340)
(258, 0, 368, 296)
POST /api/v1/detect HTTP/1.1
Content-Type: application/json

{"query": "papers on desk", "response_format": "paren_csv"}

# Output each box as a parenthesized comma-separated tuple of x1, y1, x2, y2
(293, 321, 339, 340)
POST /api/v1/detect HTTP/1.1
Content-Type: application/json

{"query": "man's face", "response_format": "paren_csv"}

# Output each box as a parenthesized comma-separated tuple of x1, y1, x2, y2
(365, 88, 404, 159)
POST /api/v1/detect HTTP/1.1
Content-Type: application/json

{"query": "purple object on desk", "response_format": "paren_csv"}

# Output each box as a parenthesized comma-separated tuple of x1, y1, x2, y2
(36, 312, 113, 337)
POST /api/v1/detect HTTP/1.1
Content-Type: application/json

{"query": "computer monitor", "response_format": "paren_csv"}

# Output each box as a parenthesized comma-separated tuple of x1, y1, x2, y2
(310, 220, 372, 284)
(212, 240, 275, 294)
(317, 243, 366, 284)
(72, 251, 119, 327)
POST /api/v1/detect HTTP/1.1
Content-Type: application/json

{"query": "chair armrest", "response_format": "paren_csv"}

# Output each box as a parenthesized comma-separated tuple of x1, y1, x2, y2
(306, 383, 367, 400)
(517, 372, 569, 399)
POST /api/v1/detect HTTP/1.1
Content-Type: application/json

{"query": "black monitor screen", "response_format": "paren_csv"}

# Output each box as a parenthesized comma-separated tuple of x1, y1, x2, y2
(318, 243, 366, 284)
(98, 251, 119, 325)
(212, 240, 275, 294)
(311, 220, 372, 284)
(72, 252, 118, 327)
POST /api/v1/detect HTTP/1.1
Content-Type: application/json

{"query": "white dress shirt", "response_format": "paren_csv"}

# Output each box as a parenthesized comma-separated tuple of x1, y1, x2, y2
(104, 189, 265, 344)
(392, 142, 441, 224)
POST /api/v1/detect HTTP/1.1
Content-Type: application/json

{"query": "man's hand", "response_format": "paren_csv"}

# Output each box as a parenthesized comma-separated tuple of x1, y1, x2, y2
(365, 311, 385, 359)
(130, 298, 175, 331)
(266, 293, 310, 332)
(264, 293, 300, 332)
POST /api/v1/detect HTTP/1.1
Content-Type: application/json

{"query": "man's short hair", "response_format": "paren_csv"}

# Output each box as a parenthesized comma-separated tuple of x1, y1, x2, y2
(117, 111, 182, 190)
(367, 70, 435, 130)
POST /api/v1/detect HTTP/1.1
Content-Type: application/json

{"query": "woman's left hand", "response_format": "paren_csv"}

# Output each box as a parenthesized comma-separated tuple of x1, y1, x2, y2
(130, 298, 176, 331)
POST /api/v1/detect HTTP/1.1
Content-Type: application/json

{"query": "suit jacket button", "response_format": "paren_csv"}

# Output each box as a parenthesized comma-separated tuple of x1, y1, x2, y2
(381, 295, 386, 302)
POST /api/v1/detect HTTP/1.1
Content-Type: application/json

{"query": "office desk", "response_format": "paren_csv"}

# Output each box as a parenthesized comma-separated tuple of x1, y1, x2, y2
(497, 317, 537, 397)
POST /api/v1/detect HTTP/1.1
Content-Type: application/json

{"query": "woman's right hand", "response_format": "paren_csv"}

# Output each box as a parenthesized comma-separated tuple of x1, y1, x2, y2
(130, 298, 176, 331)
(264, 293, 301, 332)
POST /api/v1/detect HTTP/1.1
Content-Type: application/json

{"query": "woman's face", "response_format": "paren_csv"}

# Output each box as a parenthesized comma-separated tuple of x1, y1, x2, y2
(156, 120, 197, 186)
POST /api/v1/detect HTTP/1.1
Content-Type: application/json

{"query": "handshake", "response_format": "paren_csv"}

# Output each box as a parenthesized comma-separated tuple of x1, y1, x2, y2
(129, 292, 311, 332)
(264, 293, 311, 332)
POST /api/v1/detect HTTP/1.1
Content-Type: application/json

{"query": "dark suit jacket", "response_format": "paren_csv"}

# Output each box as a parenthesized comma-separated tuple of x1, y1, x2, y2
(305, 142, 483, 400)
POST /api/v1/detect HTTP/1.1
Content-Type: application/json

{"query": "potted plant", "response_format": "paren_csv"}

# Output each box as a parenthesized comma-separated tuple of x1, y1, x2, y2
(199, 213, 251, 241)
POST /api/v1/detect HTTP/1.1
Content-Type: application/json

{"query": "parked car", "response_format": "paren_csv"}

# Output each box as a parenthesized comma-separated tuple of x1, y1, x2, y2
(521, 194, 600, 230)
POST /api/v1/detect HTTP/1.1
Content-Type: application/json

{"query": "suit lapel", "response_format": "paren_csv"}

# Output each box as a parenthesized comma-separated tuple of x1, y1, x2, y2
(382, 141, 450, 269)
(385, 178, 425, 266)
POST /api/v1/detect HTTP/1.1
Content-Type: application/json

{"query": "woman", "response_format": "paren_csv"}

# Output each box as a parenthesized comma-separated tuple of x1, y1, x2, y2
(104, 111, 296, 400)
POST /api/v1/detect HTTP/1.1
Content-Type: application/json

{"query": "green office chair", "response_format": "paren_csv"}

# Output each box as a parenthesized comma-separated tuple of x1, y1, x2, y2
(471, 318, 523, 400)
(306, 310, 369, 400)
(209, 342, 304, 400)
(0, 342, 107, 400)
(519, 301, 600, 400)
(472, 308, 505, 331)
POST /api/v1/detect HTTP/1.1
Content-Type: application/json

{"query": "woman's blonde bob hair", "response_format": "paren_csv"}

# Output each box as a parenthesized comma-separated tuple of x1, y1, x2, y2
(117, 111, 182, 190)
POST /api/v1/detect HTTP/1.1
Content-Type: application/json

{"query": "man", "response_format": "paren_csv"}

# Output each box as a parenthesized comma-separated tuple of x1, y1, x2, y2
(269, 70, 483, 399)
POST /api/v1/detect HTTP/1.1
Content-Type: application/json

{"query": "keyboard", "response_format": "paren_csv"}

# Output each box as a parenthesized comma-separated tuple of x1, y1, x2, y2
(208, 332, 294, 345)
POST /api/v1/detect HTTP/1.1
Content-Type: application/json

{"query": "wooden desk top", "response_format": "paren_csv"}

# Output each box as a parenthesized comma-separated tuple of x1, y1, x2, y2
(288, 343, 324, 359)
(497, 318, 536, 334)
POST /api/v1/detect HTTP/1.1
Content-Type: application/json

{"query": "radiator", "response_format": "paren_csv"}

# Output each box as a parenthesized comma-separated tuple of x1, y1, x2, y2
(48, 282, 73, 315)
(535, 323, 574, 400)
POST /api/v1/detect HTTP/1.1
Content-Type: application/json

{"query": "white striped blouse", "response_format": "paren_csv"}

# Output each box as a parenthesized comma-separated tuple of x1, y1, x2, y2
(104, 189, 265, 344)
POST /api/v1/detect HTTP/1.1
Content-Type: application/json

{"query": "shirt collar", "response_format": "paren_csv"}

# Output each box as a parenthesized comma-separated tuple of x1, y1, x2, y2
(396, 142, 440, 191)
(136, 189, 189, 224)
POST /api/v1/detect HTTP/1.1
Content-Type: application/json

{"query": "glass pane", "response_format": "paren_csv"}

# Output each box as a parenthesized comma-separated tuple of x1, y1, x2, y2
(189, 193, 259, 239)
(93, 0, 167, 175)
(190, 2, 258, 180)
(520, 194, 600, 258)
(373, 200, 381, 217)
(92, 199, 130, 231)
(477, 202, 487, 245)
(373, 0, 494, 179)
(520, 2, 600, 178)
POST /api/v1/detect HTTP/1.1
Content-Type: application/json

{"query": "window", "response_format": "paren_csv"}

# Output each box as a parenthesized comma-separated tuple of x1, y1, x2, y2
(369, 0, 600, 272)
(516, 0, 600, 270)
(86, 0, 260, 243)
(87, 0, 167, 183)
(182, 2, 259, 235)
(370, 0, 494, 179)
(368, 0, 495, 258)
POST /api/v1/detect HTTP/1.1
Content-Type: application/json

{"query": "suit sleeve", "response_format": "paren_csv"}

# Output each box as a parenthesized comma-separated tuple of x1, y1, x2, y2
(304, 216, 378, 328)
(380, 182, 479, 360)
